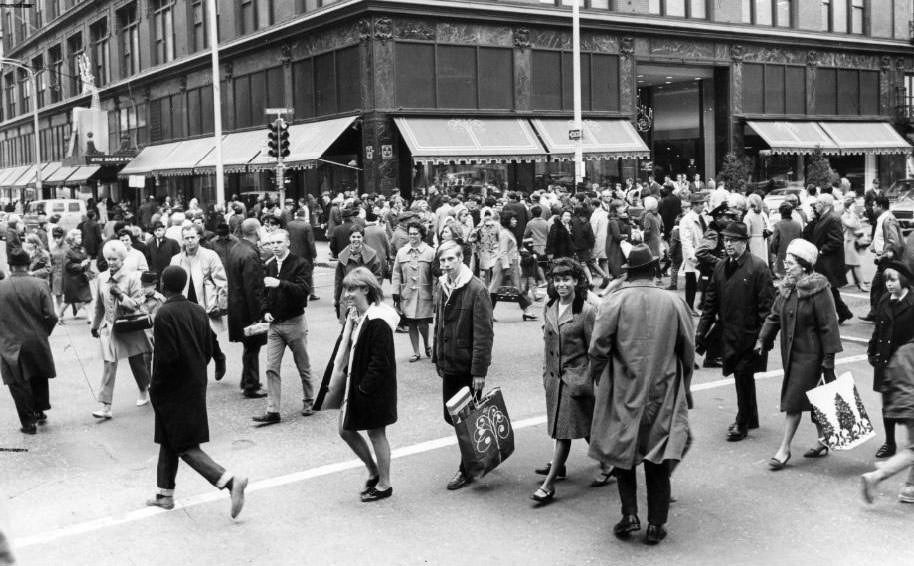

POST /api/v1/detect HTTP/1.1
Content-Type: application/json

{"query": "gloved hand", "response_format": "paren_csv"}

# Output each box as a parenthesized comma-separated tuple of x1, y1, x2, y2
(822, 366, 837, 383)
(868, 355, 877, 367)
(91, 327, 100, 338)
(752, 341, 765, 357)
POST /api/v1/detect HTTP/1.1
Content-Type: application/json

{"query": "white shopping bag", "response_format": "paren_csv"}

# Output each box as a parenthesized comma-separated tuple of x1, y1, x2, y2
(806, 372, 876, 451)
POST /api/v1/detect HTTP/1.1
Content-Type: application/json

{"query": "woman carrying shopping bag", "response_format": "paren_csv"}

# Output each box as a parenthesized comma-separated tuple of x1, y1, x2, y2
(755, 239, 842, 470)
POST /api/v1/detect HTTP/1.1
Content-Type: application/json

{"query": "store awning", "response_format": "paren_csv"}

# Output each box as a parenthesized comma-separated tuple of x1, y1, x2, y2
(0, 167, 20, 186)
(530, 118, 650, 160)
(746, 121, 842, 155)
(394, 117, 547, 164)
(195, 131, 266, 174)
(249, 116, 359, 171)
(154, 138, 217, 176)
(0, 165, 32, 188)
(41, 162, 62, 182)
(7, 165, 41, 188)
(119, 142, 182, 177)
(65, 166, 101, 185)
(45, 165, 80, 185)
(817, 121, 912, 155)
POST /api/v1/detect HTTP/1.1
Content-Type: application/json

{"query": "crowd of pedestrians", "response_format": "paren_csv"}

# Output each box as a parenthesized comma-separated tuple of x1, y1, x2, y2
(2, 172, 914, 539)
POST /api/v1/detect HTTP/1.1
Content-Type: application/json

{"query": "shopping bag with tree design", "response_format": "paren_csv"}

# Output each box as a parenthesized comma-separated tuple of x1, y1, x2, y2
(806, 372, 875, 450)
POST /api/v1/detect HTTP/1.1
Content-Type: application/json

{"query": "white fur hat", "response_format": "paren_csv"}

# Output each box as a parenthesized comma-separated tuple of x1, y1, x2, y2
(643, 196, 658, 211)
(786, 238, 818, 266)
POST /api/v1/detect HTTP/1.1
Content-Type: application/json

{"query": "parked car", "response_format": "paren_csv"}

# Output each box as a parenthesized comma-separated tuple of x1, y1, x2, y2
(763, 186, 808, 222)
(885, 179, 914, 202)
(22, 199, 87, 234)
(890, 189, 914, 234)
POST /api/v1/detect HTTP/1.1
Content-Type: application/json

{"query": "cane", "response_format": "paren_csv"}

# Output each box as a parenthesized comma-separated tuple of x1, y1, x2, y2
(58, 321, 98, 401)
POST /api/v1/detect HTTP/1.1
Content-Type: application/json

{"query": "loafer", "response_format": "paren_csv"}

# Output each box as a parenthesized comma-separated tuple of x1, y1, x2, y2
(644, 524, 667, 545)
(361, 475, 380, 496)
(361, 486, 393, 502)
(446, 469, 473, 490)
(146, 495, 175, 510)
(613, 514, 641, 538)
(230, 476, 248, 518)
(252, 412, 281, 424)
(875, 443, 896, 459)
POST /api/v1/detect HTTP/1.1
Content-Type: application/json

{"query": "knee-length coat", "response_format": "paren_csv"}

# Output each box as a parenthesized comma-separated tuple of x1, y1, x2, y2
(151, 295, 214, 450)
(63, 246, 93, 304)
(588, 281, 694, 469)
(868, 292, 914, 392)
(757, 273, 843, 412)
(542, 296, 596, 439)
(0, 273, 57, 385)
(392, 242, 435, 320)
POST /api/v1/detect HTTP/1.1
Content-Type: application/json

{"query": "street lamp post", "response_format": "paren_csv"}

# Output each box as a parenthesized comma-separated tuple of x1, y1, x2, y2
(207, 0, 225, 206)
(0, 58, 42, 198)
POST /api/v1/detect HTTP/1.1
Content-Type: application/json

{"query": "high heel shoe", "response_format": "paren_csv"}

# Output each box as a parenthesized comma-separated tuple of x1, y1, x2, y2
(803, 443, 829, 458)
(767, 452, 791, 471)
(531, 486, 556, 504)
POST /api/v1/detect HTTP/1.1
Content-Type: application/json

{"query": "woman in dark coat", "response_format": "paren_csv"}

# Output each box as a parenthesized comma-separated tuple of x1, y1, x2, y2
(867, 261, 914, 460)
(333, 226, 383, 322)
(605, 201, 632, 280)
(545, 209, 575, 260)
(756, 239, 842, 470)
(315, 267, 398, 502)
(60, 229, 93, 321)
(532, 258, 602, 504)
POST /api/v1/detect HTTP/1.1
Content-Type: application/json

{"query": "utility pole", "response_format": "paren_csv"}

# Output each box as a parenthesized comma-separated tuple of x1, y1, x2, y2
(207, 0, 225, 205)
(572, 0, 584, 186)
(0, 58, 42, 199)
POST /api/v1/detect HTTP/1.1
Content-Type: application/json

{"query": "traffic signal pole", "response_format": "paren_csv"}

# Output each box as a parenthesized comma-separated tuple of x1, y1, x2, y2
(266, 108, 292, 203)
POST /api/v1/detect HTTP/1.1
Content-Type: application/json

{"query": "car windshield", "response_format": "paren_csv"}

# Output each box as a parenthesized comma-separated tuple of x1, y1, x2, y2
(897, 189, 914, 202)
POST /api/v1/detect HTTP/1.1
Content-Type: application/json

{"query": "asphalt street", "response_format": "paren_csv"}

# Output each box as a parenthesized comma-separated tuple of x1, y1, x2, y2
(0, 243, 912, 565)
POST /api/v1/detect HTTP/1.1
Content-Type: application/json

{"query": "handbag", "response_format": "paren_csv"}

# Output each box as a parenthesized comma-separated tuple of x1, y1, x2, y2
(449, 387, 515, 479)
(806, 372, 876, 451)
(111, 297, 153, 334)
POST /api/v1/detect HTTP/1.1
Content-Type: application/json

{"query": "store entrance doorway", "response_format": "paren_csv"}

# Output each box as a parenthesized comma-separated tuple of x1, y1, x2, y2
(636, 64, 715, 182)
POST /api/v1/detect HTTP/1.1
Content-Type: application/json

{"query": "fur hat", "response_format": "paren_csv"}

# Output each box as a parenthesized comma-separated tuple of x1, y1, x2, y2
(786, 238, 818, 266)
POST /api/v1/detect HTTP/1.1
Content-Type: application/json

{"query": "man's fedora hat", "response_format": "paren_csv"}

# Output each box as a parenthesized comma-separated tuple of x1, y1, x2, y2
(621, 244, 658, 270)
(720, 221, 750, 240)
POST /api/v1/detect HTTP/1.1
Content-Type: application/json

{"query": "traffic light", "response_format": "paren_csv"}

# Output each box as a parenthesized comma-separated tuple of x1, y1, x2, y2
(267, 118, 290, 159)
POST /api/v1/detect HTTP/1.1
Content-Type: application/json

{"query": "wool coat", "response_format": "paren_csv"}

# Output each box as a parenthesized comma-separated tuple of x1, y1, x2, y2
(392, 242, 436, 320)
(151, 295, 214, 450)
(93, 269, 153, 361)
(0, 273, 57, 385)
(696, 251, 774, 376)
(146, 236, 181, 279)
(588, 281, 694, 469)
(881, 342, 914, 420)
(678, 211, 705, 275)
(605, 215, 632, 278)
(225, 239, 266, 344)
(758, 273, 843, 412)
(802, 211, 847, 288)
(62, 247, 93, 304)
(333, 245, 383, 307)
(431, 268, 493, 378)
(769, 218, 802, 277)
(641, 211, 664, 259)
(546, 221, 575, 259)
(868, 291, 914, 392)
(542, 297, 596, 439)
(315, 304, 399, 431)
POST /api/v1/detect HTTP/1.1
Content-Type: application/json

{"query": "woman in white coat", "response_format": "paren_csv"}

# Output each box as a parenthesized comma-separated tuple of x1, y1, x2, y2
(744, 193, 770, 263)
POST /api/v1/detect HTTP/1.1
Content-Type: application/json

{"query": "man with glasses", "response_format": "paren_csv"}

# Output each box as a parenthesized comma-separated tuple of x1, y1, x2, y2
(252, 229, 314, 424)
(696, 221, 774, 441)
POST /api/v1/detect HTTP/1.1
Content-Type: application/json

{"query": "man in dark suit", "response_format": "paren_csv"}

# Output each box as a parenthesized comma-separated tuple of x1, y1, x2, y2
(146, 265, 248, 518)
(696, 222, 774, 441)
(146, 221, 181, 287)
(286, 207, 319, 301)
(0, 249, 58, 434)
(803, 193, 853, 323)
(253, 229, 314, 423)
(79, 211, 103, 260)
(226, 218, 268, 399)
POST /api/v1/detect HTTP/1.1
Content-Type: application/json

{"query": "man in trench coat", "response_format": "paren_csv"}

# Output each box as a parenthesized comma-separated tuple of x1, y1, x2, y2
(226, 218, 268, 398)
(696, 222, 775, 441)
(147, 265, 248, 518)
(802, 193, 853, 323)
(588, 244, 693, 545)
(0, 249, 57, 434)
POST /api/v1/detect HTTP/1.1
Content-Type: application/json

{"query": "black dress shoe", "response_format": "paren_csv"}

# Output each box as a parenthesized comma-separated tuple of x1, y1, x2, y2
(838, 312, 853, 324)
(35, 411, 47, 424)
(20, 423, 37, 435)
(214, 354, 227, 381)
(243, 390, 268, 399)
(309, 295, 320, 301)
(644, 524, 667, 545)
(360, 486, 393, 502)
(875, 443, 896, 458)
(447, 469, 473, 490)
(726, 423, 747, 441)
(613, 514, 641, 538)
(252, 412, 281, 424)
(702, 357, 723, 368)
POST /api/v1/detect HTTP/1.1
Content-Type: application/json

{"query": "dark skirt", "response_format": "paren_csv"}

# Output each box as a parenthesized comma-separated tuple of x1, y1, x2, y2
(780, 353, 823, 413)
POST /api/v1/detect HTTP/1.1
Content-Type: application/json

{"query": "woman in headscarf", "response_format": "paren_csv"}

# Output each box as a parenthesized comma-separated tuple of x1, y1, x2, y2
(60, 229, 93, 322)
(640, 196, 664, 284)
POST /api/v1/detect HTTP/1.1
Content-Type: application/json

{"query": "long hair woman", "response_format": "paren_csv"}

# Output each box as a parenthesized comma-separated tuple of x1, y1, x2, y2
(755, 239, 842, 469)
(315, 267, 399, 502)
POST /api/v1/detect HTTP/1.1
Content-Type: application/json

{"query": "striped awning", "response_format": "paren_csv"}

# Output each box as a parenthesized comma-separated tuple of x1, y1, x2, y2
(530, 118, 650, 160)
(394, 117, 548, 164)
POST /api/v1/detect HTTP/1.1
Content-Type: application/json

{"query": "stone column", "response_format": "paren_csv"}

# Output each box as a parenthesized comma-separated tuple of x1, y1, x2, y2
(806, 51, 818, 115)
(619, 36, 635, 116)
(729, 45, 744, 156)
(361, 17, 398, 195)
(513, 28, 531, 112)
